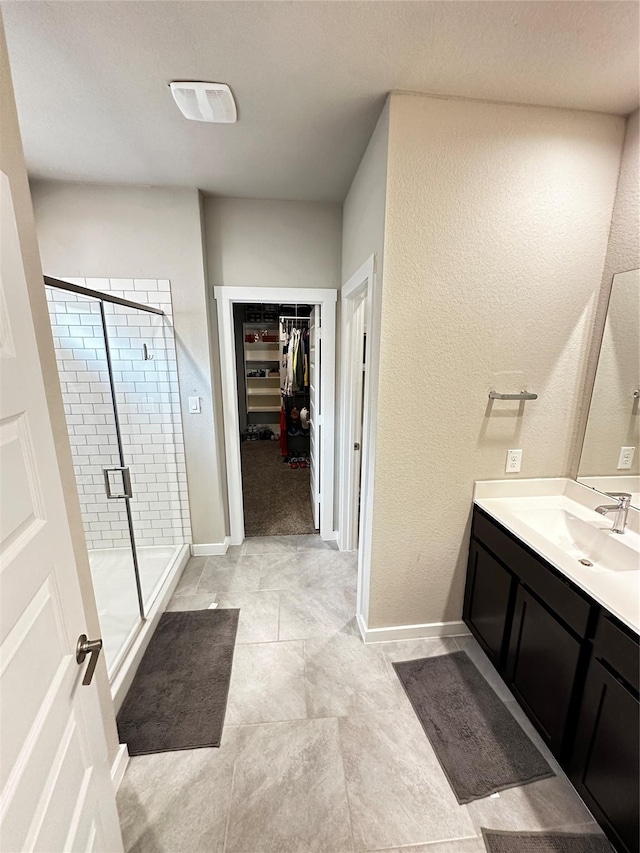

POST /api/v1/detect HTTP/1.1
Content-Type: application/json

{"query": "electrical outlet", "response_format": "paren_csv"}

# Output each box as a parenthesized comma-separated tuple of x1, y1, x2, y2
(617, 446, 635, 470)
(506, 449, 522, 473)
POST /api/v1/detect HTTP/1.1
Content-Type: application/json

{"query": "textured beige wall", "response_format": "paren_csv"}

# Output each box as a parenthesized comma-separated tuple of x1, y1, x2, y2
(368, 92, 625, 629)
(579, 268, 639, 477)
(202, 195, 343, 529)
(341, 100, 389, 285)
(600, 110, 639, 283)
(339, 101, 389, 570)
(573, 110, 640, 475)
(203, 196, 342, 289)
(0, 21, 120, 759)
(30, 180, 227, 546)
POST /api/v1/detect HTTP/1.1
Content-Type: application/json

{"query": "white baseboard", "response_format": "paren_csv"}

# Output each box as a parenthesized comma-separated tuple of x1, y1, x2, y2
(191, 537, 230, 557)
(357, 615, 470, 644)
(111, 743, 129, 792)
(356, 611, 368, 641)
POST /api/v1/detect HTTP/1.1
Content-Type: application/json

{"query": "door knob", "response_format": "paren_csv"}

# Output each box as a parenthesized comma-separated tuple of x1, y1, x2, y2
(76, 634, 103, 686)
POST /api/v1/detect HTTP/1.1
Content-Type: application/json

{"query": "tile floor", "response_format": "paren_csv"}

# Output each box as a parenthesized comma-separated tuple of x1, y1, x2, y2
(117, 534, 606, 853)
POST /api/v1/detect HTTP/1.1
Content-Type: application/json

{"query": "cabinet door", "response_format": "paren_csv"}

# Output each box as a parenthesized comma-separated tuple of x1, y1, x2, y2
(506, 586, 581, 756)
(571, 658, 639, 853)
(463, 541, 514, 668)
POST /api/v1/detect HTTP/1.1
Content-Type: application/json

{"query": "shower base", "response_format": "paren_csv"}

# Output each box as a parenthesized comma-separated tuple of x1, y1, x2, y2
(88, 544, 188, 679)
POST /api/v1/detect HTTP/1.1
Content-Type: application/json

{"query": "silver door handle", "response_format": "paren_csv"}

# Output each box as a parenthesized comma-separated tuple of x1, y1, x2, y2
(103, 466, 133, 499)
(76, 634, 103, 686)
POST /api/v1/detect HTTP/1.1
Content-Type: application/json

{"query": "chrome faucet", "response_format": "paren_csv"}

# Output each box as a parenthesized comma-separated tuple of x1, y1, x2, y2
(595, 492, 632, 534)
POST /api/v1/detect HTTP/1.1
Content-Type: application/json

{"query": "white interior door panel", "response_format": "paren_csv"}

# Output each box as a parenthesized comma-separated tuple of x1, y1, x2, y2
(0, 172, 123, 853)
(308, 307, 320, 530)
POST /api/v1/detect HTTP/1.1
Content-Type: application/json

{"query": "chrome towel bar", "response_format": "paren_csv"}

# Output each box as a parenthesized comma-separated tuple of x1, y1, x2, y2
(489, 390, 538, 401)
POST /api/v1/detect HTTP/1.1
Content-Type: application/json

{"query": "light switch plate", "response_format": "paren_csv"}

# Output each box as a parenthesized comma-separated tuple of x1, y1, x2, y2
(506, 449, 522, 473)
(188, 396, 201, 414)
(617, 446, 635, 470)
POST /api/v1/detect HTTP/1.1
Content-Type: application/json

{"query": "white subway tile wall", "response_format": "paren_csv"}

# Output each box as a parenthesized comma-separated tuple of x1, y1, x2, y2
(46, 278, 192, 551)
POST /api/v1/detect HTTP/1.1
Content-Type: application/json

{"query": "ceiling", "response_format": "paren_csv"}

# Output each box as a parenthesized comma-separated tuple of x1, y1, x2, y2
(2, 1, 638, 202)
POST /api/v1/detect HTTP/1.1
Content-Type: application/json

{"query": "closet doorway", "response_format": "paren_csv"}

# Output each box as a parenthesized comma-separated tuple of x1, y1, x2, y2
(233, 302, 315, 536)
(215, 287, 337, 545)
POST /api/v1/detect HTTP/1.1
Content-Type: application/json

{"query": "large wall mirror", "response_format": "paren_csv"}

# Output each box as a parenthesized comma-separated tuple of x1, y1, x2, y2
(578, 268, 639, 507)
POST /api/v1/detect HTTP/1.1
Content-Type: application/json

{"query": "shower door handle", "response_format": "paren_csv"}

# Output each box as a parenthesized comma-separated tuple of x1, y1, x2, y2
(103, 466, 133, 499)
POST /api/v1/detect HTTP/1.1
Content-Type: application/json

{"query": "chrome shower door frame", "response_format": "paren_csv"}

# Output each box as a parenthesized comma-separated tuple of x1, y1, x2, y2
(45, 276, 166, 625)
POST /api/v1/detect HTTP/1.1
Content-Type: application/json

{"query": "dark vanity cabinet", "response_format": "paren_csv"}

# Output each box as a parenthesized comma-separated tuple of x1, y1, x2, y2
(463, 540, 515, 668)
(570, 616, 639, 853)
(506, 584, 585, 757)
(464, 506, 640, 853)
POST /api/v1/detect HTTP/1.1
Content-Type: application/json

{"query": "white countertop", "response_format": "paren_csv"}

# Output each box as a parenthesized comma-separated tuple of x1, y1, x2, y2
(473, 478, 640, 634)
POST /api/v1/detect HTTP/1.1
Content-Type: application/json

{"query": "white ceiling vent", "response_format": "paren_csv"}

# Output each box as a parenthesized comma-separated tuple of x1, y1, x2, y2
(169, 82, 237, 123)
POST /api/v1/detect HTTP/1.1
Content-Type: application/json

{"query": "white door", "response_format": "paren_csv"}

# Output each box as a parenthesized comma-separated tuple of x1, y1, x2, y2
(0, 173, 124, 852)
(308, 307, 320, 530)
(355, 329, 367, 542)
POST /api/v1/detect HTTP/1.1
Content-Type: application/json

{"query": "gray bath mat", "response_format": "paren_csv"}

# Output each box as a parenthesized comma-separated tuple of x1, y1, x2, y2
(393, 651, 554, 803)
(481, 828, 614, 852)
(117, 609, 239, 756)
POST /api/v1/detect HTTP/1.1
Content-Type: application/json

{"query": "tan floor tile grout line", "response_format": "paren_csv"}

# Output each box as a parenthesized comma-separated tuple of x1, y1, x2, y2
(222, 697, 433, 728)
(193, 583, 356, 597)
(334, 718, 358, 853)
(301, 638, 310, 720)
(221, 758, 238, 853)
(276, 591, 282, 640)
(364, 831, 481, 851)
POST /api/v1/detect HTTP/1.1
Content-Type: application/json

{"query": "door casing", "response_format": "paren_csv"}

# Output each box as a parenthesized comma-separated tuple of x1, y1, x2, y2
(338, 255, 379, 634)
(308, 307, 320, 530)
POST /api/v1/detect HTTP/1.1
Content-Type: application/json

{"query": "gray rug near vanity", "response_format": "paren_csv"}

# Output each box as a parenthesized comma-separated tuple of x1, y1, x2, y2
(393, 650, 553, 804)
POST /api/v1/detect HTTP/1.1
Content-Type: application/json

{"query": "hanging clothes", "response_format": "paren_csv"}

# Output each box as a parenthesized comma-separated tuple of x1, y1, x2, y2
(280, 324, 295, 397)
(279, 321, 289, 392)
(293, 329, 304, 392)
(302, 328, 309, 387)
(287, 329, 297, 395)
(279, 318, 310, 400)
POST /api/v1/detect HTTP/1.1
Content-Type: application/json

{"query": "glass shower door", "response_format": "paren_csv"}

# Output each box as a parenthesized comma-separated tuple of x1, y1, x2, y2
(102, 301, 185, 611)
(45, 286, 143, 675)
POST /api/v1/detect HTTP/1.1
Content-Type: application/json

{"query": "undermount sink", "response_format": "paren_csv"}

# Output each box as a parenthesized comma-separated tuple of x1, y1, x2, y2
(509, 503, 640, 574)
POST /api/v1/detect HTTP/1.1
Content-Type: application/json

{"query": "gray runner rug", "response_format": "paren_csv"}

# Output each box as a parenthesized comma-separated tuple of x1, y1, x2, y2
(117, 609, 239, 756)
(481, 828, 614, 852)
(393, 651, 554, 803)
